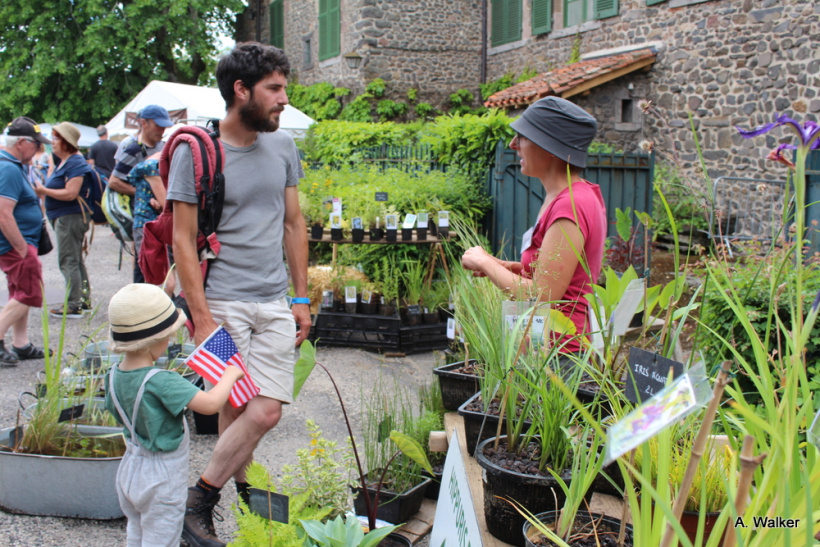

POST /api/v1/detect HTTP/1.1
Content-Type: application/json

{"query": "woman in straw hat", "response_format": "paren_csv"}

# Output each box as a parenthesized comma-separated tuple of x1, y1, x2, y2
(461, 96, 607, 361)
(105, 283, 244, 547)
(34, 122, 94, 318)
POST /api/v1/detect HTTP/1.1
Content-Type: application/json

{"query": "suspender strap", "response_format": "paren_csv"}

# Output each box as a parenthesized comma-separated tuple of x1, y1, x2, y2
(108, 367, 164, 447)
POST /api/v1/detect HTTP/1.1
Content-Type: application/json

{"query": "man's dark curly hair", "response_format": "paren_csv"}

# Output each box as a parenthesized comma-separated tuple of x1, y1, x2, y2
(216, 42, 291, 108)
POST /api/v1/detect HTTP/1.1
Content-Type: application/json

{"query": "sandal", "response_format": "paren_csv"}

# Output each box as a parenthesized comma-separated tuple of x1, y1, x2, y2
(12, 343, 51, 360)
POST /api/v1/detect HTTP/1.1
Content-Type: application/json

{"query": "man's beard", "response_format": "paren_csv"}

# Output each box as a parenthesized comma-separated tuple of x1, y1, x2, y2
(239, 95, 281, 133)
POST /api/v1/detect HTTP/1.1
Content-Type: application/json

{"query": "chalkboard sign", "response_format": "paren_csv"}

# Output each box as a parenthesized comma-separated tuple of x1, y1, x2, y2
(625, 347, 684, 404)
(58, 404, 85, 423)
(248, 488, 289, 523)
(375, 192, 388, 202)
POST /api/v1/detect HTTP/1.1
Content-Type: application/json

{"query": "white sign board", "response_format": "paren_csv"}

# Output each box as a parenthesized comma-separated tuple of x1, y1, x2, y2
(430, 430, 483, 547)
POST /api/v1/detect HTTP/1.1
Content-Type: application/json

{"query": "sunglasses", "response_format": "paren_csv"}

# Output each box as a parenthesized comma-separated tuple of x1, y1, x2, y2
(22, 137, 43, 149)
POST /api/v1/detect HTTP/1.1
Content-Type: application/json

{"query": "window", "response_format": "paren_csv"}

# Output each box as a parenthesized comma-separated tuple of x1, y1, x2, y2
(491, 0, 522, 47)
(564, 0, 619, 26)
(620, 99, 634, 123)
(319, 0, 340, 60)
(269, 0, 284, 49)
(532, 0, 553, 35)
(302, 35, 313, 70)
(646, 0, 666, 5)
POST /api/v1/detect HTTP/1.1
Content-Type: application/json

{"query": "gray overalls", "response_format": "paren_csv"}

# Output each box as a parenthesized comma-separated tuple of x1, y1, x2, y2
(109, 368, 190, 547)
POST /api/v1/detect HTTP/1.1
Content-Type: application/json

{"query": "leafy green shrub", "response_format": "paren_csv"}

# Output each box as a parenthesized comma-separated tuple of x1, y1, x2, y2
(407, 88, 418, 102)
(376, 99, 407, 121)
(415, 102, 434, 119)
(697, 241, 820, 400)
(339, 94, 373, 122)
(302, 121, 418, 164)
(480, 73, 515, 101)
(448, 88, 478, 116)
(516, 66, 538, 82)
(288, 82, 348, 121)
(421, 109, 514, 179)
(365, 78, 386, 98)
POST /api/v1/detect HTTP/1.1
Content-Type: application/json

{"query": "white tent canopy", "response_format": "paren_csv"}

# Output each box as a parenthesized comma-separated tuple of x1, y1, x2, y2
(105, 80, 315, 140)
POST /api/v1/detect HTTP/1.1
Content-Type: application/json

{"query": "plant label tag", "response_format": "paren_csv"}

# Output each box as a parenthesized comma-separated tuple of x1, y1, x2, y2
(352, 217, 363, 230)
(58, 404, 85, 423)
(605, 361, 714, 464)
(809, 409, 820, 451)
(438, 211, 449, 227)
(321, 290, 334, 309)
(377, 416, 394, 443)
(402, 214, 417, 229)
(610, 278, 645, 336)
(417, 213, 429, 228)
(385, 214, 398, 230)
(247, 488, 289, 523)
(361, 289, 373, 304)
(375, 191, 388, 202)
(446, 318, 456, 339)
(330, 213, 342, 229)
(406, 304, 422, 316)
(331, 197, 342, 216)
(624, 347, 684, 404)
(345, 286, 357, 303)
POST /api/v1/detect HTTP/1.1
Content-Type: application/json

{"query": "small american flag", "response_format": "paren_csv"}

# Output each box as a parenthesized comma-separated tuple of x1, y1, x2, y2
(184, 326, 259, 408)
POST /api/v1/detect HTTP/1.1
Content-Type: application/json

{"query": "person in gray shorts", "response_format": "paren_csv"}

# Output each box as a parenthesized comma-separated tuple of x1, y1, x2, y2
(167, 42, 310, 547)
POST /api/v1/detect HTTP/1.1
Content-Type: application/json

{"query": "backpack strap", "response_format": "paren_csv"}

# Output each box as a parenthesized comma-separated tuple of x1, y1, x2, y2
(159, 122, 225, 239)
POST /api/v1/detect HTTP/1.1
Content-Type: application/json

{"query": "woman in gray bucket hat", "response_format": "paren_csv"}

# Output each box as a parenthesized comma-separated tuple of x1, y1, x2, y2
(462, 96, 607, 357)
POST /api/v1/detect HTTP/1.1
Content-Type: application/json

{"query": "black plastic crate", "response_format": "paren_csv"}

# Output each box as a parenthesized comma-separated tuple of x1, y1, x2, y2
(400, 323, 450, 353)
(312, 311, 402, 351)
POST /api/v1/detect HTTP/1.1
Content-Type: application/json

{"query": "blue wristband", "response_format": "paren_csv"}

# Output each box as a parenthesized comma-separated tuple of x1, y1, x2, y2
(291, 297, 310, 305)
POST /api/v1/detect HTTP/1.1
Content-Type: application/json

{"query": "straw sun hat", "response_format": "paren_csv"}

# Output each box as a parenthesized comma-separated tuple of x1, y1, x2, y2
(108, 284, 187, 353)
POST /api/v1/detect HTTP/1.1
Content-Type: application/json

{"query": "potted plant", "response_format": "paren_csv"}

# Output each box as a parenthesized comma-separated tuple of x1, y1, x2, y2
(358, 282, 380, 315)
(352, 216, 365, 243)
(433, 345, 482, 412)
(293, 341, 433, 533)
(420, 280, 448, 324)
(376, 257, 400, 317)
(344, 279, 363, 314)
(400, 259, 425, 326)
(0, 311, 126, 519)
(354, 377, 431, 525)
(300, 193, 326, 240)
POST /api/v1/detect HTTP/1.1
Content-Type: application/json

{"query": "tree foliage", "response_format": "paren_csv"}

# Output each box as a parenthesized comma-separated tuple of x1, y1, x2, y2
(0, 0, 241, 125)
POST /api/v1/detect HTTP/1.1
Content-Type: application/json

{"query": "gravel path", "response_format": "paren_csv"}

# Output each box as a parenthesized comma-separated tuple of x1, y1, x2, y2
(0, 225, 439, 545)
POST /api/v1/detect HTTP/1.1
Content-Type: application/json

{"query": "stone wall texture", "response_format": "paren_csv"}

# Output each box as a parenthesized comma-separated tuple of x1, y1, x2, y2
(237, 0, 819, 181)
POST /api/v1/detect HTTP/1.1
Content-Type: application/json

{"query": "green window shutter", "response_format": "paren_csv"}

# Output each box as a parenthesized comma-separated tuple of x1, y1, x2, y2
(646, 0, 666, 5)
(532, 0, 552, 35)
(594, 0, 619, 19)
(269, 0, 284, 49)
(328, 0, 340, 58)
(491, 0, 522, 47)
(507, 0, 522, 43)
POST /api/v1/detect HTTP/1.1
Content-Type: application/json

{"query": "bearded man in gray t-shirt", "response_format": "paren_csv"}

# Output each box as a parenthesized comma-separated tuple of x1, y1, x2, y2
(167, 42, 310, 547)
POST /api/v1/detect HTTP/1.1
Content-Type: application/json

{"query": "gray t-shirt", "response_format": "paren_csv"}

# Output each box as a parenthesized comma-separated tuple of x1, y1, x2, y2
(166, 130, 304, 301)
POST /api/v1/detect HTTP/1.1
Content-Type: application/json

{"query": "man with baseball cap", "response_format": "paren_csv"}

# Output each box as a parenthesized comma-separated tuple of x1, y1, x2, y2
(0, 117, 52, 365)
(108, 105, 173, 282)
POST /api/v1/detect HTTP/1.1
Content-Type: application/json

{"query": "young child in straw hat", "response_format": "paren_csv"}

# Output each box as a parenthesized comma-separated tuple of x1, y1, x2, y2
(104, 283, 244, 547)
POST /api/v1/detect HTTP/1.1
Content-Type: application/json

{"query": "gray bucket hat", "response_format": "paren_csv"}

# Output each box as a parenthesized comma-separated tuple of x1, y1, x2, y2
(510, 97, 598, 168)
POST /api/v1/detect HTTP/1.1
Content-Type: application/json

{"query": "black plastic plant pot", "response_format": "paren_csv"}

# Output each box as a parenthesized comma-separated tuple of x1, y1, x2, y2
(401, 228, 413, 241)
(402, 305, 422, 325)
(380, 301, 398, 317)
(433, 360, 480, 411)
(417, 227, 427, 240)
(330, 228, 343, 241)
(475, 436, 571, 547)
(422, 469, 443, 500)
(428, 218, 438, 237)
(310, 224, 324, 240)
(370, 227, 384, 241)
(386, 229, 398, 242)
(352, 475, 431, 525)
(457, 392, 532, 456)
(422, 312, 439, 324)
(352, 228, 365, 243)
(379, 533, 412, 547)
(438, 226, 449, 239)
(522, 510, 633, 547)
(358, 301, 379, 315)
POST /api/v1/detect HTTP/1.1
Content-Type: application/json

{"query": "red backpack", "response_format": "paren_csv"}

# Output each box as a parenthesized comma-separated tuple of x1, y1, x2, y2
(138, 121, 225, 287)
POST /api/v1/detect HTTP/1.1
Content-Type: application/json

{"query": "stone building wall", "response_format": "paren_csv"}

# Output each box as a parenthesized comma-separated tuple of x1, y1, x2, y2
(238, 0, 483, 107)
(487, 0, 820, 181)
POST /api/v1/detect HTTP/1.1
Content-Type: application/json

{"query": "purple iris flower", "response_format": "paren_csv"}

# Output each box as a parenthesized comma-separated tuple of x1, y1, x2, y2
(736, 114, 820, 150)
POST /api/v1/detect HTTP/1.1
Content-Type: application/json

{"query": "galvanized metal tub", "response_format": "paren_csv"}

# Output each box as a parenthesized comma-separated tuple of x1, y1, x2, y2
(0, 425, 124, 519)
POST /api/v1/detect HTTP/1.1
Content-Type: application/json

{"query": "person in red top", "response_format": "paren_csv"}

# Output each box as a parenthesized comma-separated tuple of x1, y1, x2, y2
(461, 96, 606, 357)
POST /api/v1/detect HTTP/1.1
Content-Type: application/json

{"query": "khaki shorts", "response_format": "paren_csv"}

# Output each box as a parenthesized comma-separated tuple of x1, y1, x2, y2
(207, 297, 297, 404)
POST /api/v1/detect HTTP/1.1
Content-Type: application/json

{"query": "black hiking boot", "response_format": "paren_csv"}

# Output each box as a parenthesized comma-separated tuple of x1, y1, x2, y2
(182, 487, 225, 547)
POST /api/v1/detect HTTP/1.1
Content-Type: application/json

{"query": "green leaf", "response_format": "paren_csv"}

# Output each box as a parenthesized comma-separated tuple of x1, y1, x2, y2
(293, 341, 317, 400)
(389, 430, 433, 475)
(360, 523, 402, 547)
